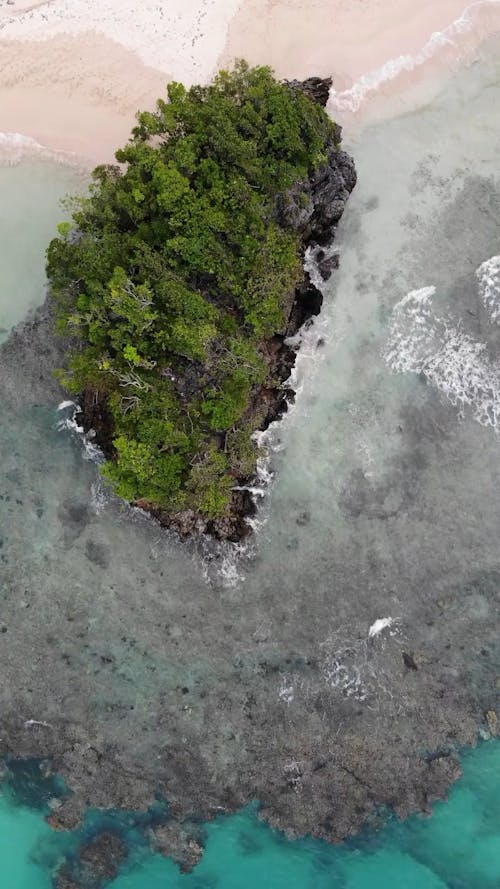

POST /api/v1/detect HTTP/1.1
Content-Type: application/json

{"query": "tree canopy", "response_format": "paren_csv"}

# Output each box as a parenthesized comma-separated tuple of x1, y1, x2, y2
(47, 62, 337, 521)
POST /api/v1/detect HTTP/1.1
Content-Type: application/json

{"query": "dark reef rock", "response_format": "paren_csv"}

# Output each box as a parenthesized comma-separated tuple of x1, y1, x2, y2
(147, 485, 257, 543)
(288, 272, 324, 330)
(151, 820, 205, 873)
(77, 388, 115, 458)
(316, 248, 339, 281)
(55, 833, 126, 889)
(2, 292, 500, 885)
(275, 144, 356, 247)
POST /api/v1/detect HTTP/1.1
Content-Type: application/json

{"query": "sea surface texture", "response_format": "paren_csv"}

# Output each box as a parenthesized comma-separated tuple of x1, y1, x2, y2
(1, 742, 499, 887)
(1, 37, 500, 888)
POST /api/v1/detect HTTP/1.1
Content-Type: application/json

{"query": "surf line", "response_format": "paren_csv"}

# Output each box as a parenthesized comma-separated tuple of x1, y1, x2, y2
(329, 0, 500, 112)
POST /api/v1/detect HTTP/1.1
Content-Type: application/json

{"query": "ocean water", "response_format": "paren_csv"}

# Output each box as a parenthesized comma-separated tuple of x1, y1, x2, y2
(0, 161, 83, 343)
(107, 741, 500, 888)
(2, 34, 500, 889)
(0, 741, 499, 887)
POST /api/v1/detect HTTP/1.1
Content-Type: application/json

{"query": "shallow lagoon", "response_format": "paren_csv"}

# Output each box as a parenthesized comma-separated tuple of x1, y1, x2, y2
(2, 38, 500, 889)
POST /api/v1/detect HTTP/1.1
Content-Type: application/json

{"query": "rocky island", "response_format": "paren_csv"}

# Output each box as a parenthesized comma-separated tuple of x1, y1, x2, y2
(47, 63, 356, 540)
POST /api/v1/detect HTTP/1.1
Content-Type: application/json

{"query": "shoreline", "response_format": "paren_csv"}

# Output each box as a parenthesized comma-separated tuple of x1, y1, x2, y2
(0, 32, 169, 166)
(1, 1, 500, 166)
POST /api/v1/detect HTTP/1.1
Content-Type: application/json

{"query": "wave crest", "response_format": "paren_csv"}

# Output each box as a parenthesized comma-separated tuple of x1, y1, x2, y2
(476, 254, 500, 322)
(384, 266, 500, 429)
(329, 0, 500, 113)
(0, 130, 76, 165)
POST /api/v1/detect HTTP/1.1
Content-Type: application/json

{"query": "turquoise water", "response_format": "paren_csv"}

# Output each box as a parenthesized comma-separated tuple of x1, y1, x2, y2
(111, 741, 500, 888)
(1, 741, 499, 887)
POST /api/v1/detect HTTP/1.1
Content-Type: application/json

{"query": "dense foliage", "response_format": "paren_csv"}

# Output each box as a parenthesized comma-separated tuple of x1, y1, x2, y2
(47, 62, 337, 519)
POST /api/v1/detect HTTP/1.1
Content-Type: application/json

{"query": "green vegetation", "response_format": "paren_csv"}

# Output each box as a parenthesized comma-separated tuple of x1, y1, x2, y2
(47, 62, 337, 521)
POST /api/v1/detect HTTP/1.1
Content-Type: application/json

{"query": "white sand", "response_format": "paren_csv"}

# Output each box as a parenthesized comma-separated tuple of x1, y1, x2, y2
(1, 0, 500, 165)
(0, 32, 169, 164)
(0, 0, 242, 82)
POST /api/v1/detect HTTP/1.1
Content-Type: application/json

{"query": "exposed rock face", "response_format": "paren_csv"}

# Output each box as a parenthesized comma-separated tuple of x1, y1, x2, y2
(286, 75, 333, 108)
(316, 248, 339, 281)
(275, 141, 356, 246)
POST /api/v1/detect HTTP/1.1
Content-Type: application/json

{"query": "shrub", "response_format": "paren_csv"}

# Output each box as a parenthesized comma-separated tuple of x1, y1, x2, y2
(47, 62, 337, 518)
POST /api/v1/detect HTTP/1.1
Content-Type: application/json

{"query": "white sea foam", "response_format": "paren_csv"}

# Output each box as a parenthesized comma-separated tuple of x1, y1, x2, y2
(57, 401, 78, 411)
(90, 480, 107, 514)
(322, 652, 367, 701)
(0, 131, 43, 149)
(0, 130, 74, 165)
(57, 414, 84, 435)
(82, 437, 104, 463)
(56, 403, 104, 462)
(317, 619, 404, 708)
(368, 616, 394, 638)
(199, 537, 249, 588)
(384, 277, 500, 429)
(0, 131, 45, 165)
(218, 548, 247, 588)
(278, 678, 295, 705)
(330, 0, 500, 113)
(383, 286, 439, 374)
(57, 399, 78, 411)
(476, 254, 500, 322)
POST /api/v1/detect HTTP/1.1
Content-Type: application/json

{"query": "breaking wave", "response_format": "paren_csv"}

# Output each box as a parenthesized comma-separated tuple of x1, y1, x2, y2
(56, 401, 104, 462)
(231, 246, 334, 532)
(0, 131, 77, 166)
(330, 0, 500, 113)
(384, 264, 500, 428)
(476, 254, 500, 322)
(0, 132, 45, 165)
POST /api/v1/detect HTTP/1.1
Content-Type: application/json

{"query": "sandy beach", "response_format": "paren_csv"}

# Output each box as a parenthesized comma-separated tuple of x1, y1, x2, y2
(1, 0, 500, 164)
